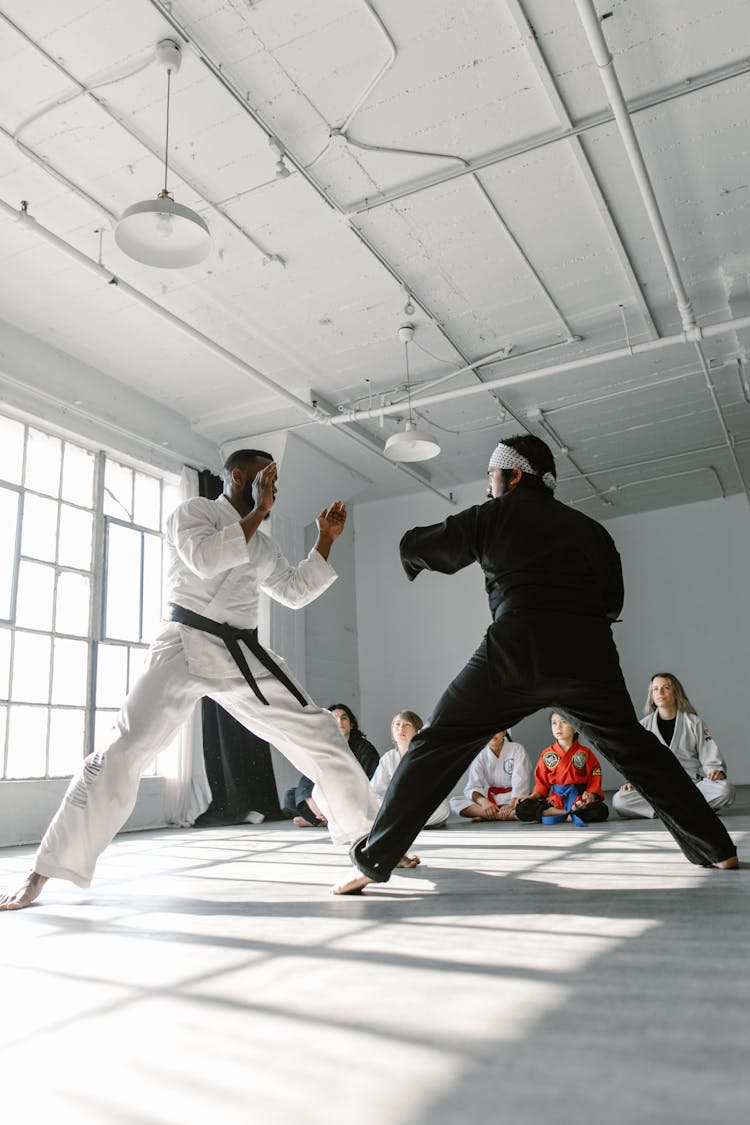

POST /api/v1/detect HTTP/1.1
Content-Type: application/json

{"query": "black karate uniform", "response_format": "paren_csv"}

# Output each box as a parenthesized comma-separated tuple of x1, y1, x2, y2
(351, 484, 736, 880)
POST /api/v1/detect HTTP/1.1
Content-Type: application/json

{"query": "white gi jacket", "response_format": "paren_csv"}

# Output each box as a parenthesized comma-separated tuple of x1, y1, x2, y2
(639, 711, 728, 780)
(163, 494, 337, 675)
(371, 749, 451, 827)
(451, 739, 533, 813)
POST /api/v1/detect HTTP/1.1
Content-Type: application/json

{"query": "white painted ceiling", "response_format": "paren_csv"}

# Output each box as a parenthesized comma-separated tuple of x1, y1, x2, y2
(1, 0, 749, 515)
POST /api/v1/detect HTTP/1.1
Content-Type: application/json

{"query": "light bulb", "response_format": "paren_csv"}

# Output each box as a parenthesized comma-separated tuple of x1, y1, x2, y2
(156, 211, 174, 238)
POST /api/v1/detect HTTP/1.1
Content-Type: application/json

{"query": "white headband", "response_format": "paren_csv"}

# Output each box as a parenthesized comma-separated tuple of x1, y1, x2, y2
(489, 442, 556, 491)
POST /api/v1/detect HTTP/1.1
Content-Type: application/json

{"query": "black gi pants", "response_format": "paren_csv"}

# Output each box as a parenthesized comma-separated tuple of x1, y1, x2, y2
(352, 611, 736, 880)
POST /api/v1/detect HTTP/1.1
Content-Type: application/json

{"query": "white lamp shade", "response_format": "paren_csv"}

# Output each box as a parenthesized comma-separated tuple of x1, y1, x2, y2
(384, 421, 441, 462)
(115, 196, 211, 268)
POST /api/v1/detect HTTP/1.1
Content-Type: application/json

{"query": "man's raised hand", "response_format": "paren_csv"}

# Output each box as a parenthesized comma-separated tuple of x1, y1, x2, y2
(317, 499, 347, 540)
(252, 461, 277, 514)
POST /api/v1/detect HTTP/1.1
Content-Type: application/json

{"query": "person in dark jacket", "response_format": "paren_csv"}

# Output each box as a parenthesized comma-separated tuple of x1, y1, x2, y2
(335, 434, 737, 892)
(284, 704, 380, 827)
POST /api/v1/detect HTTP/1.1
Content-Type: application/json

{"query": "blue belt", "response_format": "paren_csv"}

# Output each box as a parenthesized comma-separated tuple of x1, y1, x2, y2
(541, 783, 587, 826)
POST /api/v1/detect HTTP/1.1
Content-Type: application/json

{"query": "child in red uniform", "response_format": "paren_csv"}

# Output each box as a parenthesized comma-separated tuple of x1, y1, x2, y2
(516, 713, 609, 825)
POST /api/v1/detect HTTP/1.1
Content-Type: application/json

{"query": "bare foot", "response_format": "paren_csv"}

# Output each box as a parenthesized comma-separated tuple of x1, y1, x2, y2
(0, 871, 48, 911)
(331, 870, 374, 895)
(396, 854, 421, 868)
(713, 856, 738, 869)
(292, 816, 320, 828)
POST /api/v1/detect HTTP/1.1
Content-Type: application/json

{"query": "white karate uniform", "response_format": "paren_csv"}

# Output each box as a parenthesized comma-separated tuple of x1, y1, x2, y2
(370, 749, 451, 827)
(613, 710, 735, 819)
(34, 495, 378, 888)
(450, 739, 533, 814)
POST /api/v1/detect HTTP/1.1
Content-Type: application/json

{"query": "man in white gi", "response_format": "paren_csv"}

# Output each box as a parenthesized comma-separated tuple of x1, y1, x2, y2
(450, 731, 532, 821)
(1, 449, 382, 910)
(613, 672, 735, 818)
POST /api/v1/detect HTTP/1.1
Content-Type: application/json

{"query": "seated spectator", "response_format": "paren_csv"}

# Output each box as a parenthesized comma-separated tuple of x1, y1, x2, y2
(283, 704, 380, 828)
(516, 713, 609, 825)
(371, 711, 450, 829)
(613, 672, 735, 819)
(450, 731, 532, 821)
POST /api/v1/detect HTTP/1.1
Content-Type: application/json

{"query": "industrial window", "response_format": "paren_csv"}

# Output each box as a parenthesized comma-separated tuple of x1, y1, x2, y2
(0, 412, 179, 780)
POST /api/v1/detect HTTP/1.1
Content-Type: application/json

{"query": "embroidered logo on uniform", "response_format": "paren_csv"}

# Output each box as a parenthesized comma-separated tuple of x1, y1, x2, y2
(543, 751, 559, 769)
(503, 758, 514, 774)
(593, 767, 602, 776)
(572, 751, 587, 770)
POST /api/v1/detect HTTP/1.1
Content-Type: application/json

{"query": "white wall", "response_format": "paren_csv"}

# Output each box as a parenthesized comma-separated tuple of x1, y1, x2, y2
(606, 493, 750, 784)
(354, 485, 750, 788)
(0, 777, 168, 849)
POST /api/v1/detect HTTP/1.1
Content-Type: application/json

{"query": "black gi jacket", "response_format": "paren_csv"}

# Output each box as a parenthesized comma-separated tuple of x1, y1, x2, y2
(400, 485, 623, 622)
(350, 482, 735, 879)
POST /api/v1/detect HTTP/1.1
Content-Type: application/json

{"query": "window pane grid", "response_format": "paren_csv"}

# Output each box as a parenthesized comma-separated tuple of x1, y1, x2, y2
(0, 420, 175, 779)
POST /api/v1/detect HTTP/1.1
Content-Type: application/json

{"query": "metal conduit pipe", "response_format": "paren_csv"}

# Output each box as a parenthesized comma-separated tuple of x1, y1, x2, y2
(327, 315, 750, 424)
(0, 196, 455, 503)
(0, 200, 321, 419)
(572, 0, 696, 331)
(555, 438, 750, 485)
(693, 340, 750, 505)
(345, 57, 750, 216)
(570, 466, 726, 506)
(145, 0, 558, 437)
(503, 0, 656, 338)
(573, 0, 750, 506)
(0, 10, 279, 266)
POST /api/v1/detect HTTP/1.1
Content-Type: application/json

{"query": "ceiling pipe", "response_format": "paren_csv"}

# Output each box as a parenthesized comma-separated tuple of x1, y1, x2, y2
(326, 314, 750, 424)
(0, 10, 280, 266)
(573, 0, 750, 507)
(0, 196, 454, 503)
(556, 438, 750, 485)
(145, 0, 561, 442)
(4, 193, 748, 505)
(525, 406, 613, 507)
(504, 0, 656, 339)
(570, 466, 725, 507)
(344, 56, 750, 216)
(573, 0, 695, 332)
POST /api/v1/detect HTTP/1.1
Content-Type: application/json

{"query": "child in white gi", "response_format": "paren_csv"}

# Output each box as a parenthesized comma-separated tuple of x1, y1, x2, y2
(450, 731, 532, 820)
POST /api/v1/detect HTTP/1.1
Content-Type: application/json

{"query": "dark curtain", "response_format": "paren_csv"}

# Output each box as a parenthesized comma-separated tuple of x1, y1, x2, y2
(193, 469, 283, 825)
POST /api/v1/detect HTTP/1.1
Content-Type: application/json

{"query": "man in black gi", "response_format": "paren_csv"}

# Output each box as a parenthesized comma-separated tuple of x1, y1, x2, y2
(334, 434, 737, 894)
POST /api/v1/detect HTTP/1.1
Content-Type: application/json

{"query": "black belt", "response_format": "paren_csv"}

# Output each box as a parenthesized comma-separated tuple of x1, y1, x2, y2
(168, 603, 308, 708)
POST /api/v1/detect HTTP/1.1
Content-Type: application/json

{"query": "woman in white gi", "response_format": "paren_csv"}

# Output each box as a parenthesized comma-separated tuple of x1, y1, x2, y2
(1, 450, 389, 911)
(613, 672, 734, 818)
(450, 731, 532, 820)
(371, 712, 451, 828)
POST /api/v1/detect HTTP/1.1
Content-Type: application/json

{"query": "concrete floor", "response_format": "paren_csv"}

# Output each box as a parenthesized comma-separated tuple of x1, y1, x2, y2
(1, 797, 748, 1125)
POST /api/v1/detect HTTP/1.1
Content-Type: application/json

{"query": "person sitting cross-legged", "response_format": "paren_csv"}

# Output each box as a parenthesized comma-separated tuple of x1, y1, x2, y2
(371, 711, 451, 829)
(516, 713, 609, 825)
(613, 673, 734, 820)
(450, 730, 532, 821)
(284, 703, 380, 828)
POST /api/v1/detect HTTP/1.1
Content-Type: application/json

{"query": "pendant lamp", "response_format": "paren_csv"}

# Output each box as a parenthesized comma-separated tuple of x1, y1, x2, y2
(115, 40, 211, 268)
(384, 325, 441, 462)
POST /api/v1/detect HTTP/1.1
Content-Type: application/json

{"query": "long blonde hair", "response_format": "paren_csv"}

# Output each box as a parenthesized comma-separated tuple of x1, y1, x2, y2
(643, 672, 697, 716)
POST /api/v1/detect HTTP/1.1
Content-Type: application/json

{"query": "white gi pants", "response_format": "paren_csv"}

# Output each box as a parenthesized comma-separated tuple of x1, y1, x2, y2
(35, 637, 379, 887)
(613, 778, 735, 819)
